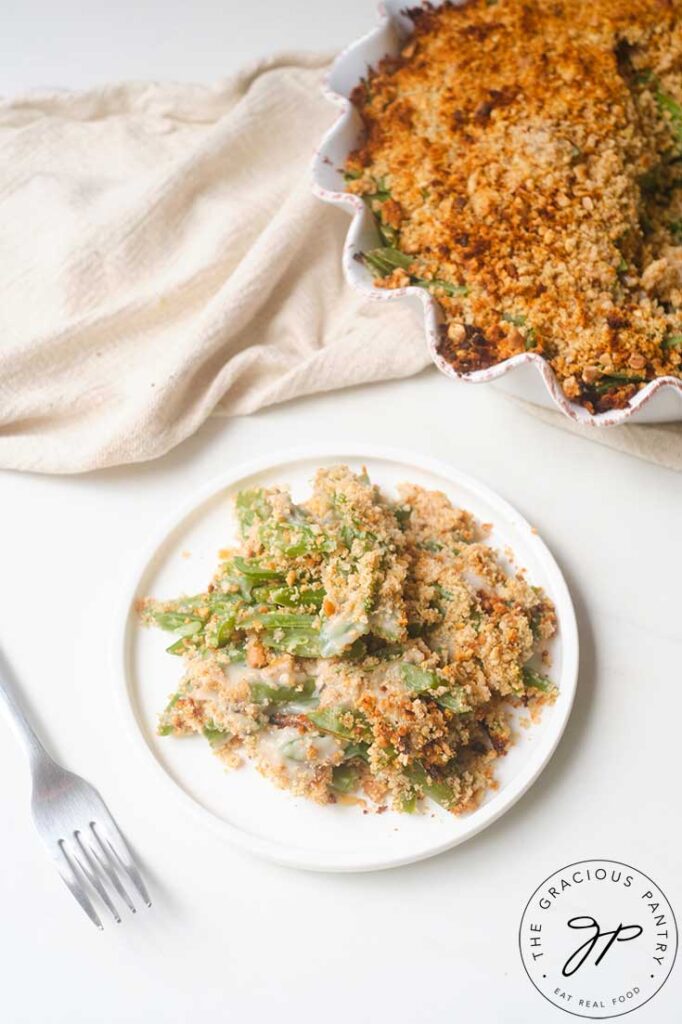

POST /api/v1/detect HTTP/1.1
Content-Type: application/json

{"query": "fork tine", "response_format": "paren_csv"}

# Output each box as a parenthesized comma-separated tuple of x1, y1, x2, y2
(71, 832, 122, 924)
(93, 821, 151, 908)
(85, 824, 137, 914)
(56, 841, 103, 930)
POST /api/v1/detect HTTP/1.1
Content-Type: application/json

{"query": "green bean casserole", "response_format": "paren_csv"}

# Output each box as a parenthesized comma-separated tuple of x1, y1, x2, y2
(346, 0, 682, 414)
(139, 467, 557, 814)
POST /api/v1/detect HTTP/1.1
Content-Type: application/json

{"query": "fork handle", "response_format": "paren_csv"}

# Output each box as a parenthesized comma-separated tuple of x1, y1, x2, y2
(0, 648, 51, 765)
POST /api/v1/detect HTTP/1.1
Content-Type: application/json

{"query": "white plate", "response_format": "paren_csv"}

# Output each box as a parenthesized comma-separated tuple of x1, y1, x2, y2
(117, 446, 578, 872)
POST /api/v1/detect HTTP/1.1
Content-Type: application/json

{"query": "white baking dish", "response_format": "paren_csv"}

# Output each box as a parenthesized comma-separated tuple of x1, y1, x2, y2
(312, 1, 682, 425)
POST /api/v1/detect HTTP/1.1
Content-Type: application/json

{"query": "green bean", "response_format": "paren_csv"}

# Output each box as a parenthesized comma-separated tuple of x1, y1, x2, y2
(166, 637, 191, 656)
(501, 311, 536, 348)
(593, 373, 646, 394)
(523, 667, 554, 692)
(209, 591, 243, 611)
(326, 491, 400, 648)
(343, 742, 370, 761)
(399, 791, 419, 813)
(158, 693, 181, 734)
(263, 520, 334, 558)
(361, 177, 391, 204)
(203, 724, 231, 748)
(401, 663, 438, 688)
(224, 557, 286, 606)
(242, 611, 318, 629)
(436, 692, 470, 712)
(217, 644, 247, 665)
(261, 629, 322, 658)
(251, 585, 324, 609)
(331, 763, 360, 794)
(250, 678, 317, 706)
(219, 564, 258, 602)
(662, 334, 682, 350)
(305, 708, 372, 743)
(529, 608, 544, 640)
(400, 663, 469, 713)
(150, 612, 204, 635)
(215, 614, 237, 647)
(362, 247, 469, 297)
(393, 505, 412, 527)
(233, 556, 283, 581)
(343, 637, 368, 661)
(427, 279, 470, 297)
(339, 522, 377, 551)
(281, 737, 308, 762)
(244, 612, 323, 656)
(378, 224, 398, 247)
(364, 245, 409, 271)
(147, 594, 210, 618)
(235, 489, 271, 534)
(656, 89, 682, 147)
(406, 763, 457, 810)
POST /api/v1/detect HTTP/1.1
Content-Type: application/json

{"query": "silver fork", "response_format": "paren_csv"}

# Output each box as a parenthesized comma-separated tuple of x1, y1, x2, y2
(0, 648, 150, 928)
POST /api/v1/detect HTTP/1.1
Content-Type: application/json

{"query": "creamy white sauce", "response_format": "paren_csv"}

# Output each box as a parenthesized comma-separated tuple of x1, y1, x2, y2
(318, 615, 366, 657)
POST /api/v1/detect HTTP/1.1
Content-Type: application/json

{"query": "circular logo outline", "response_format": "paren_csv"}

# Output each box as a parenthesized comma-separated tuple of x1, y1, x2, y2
(518, 858, 678, 1020)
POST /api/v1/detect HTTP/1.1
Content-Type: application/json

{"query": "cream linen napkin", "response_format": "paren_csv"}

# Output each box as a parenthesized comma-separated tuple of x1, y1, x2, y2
(0, 53, 680, 474)
(516, 403, 682, 473)
(0, 53, 429, 473)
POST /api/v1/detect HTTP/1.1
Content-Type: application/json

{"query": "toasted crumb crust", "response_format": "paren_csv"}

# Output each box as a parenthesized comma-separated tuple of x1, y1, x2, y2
(346, 0, 682, 413)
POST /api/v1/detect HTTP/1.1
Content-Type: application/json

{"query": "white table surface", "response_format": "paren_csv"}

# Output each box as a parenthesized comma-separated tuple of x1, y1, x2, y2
(1, 3, 681, 1023)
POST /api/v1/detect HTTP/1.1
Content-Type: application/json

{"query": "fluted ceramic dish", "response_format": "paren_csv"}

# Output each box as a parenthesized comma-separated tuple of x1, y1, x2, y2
(312, 0, 682, 425)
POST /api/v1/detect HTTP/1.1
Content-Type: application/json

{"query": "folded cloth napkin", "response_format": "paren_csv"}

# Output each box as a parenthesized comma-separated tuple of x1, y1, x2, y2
(0, 53, 680, 473)
(0, 53, 429, 473)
